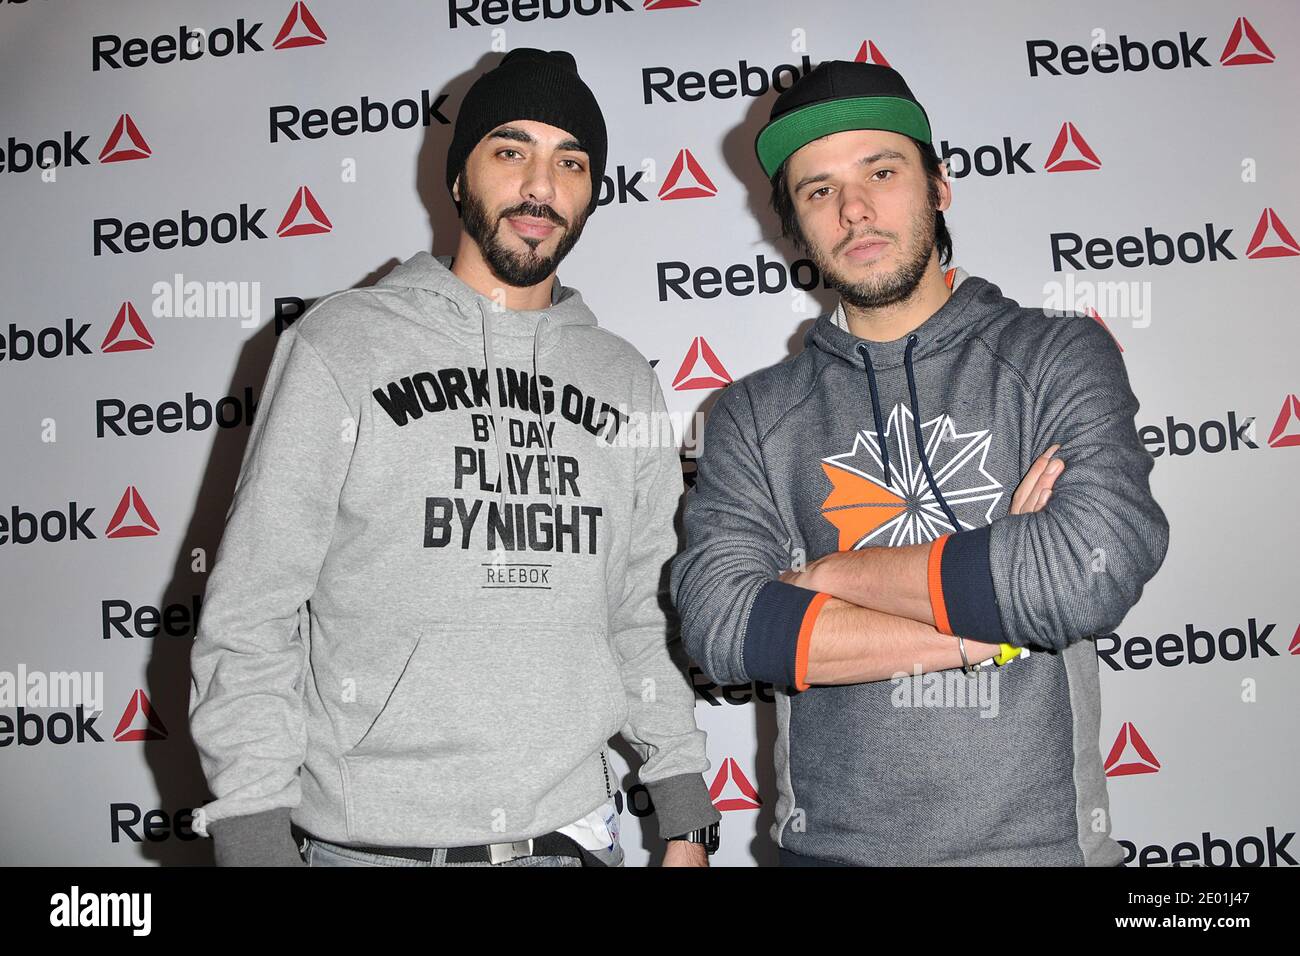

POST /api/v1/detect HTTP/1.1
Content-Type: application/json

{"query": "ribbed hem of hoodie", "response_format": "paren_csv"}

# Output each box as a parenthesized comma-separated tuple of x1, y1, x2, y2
(645, 772, 721, 840)
(743, 580, 829, 690)
(930, 526, 1007, 645)
(209, 806, 304, 867)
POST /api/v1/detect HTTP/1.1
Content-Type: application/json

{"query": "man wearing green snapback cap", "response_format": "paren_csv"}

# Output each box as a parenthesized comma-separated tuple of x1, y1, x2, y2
(672, 60, 1169, 865)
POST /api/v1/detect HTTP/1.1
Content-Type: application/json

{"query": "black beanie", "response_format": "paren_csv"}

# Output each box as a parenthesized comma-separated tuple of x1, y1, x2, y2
(446, 48, 608, 216)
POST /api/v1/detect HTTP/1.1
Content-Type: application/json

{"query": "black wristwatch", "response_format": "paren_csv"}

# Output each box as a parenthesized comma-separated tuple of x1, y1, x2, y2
(668, 822, 720, 855)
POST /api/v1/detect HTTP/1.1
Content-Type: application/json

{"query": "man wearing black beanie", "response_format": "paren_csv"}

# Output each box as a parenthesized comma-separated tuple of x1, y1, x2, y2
(190, 49, 720, 868)
(446, 48, 608, 304)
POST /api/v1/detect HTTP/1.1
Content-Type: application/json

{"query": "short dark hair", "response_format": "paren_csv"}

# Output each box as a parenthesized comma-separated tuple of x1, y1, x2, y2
(769, 135, 952, 267)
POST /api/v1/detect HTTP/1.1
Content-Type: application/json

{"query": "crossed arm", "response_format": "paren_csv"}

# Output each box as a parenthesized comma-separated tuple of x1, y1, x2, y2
(782, 446, 1064, 685)
(670, 386, 1068, 693)
(673, 318, 1169, 694)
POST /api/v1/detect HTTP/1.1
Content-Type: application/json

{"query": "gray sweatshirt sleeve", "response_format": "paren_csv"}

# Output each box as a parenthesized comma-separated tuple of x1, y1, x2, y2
(610, 372, 720, 840)
(933, 314, 1170, 651)
(671, 382, 824, 689)
(188, 323, 355, 848)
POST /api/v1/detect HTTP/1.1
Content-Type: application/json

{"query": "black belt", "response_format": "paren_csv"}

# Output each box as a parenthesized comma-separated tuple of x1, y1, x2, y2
(292, 823, 590, 865)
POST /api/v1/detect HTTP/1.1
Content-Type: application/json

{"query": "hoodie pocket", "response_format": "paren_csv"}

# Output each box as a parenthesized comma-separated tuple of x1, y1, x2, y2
(337, 621, 626, 840)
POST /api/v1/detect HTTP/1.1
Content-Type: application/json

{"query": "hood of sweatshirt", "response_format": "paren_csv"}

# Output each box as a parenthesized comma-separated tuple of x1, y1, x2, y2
(374, 251, 599, 513)
(804, 265, 979, 531)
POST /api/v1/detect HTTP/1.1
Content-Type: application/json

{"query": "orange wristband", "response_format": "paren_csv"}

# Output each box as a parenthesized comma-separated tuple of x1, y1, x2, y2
(928, 535, 953, 635)
(793, 592, 830, 692)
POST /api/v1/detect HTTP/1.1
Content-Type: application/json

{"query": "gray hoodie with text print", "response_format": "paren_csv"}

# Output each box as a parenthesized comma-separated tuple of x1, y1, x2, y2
(189, 252, 719, 862)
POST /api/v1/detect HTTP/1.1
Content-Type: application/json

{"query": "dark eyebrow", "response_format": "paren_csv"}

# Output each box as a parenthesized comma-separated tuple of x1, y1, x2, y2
(792, 148, 910, 193)
(487, 126, 587, 155)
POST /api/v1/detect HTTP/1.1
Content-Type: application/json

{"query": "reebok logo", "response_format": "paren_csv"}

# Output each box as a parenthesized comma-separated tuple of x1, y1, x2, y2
(658, 148, 717, 199)
(0, 305, 156, 361)
(1120, 827, 1295, 867)
(448, 0, 635, 28)
(93, 186, 332, 255)
(1139, 411, 1257, 457)
(643, 55, 814, 104)
(598, 148, 717, 205)
(691, 667, 775, 706)
(102, 596, 203, 640)
(1, 319, 91, 362)
(1139, 395, 1300, 455)
(0, 487, 164, 546)
(1, 114, 150, 174)
(1097, 619, 1279, 671)
(671, 337, 730, 391)
(709, 757, 761, 811)
(1104, 722, 1161, 777)
(91, 3, 326, 71)
(1269, 395, 1300, 448)
(0, 683, 166, 748)
(940, 122, 1100, 178)
(269, 89, 449, 143)
(114, 689, 168, 741)
(853, 40, 890, 65)
(0, 706, 102, 746)
(658, 253, 837, 301)
(96, 387, 258, 438)
(1026, 18, 1274, 77)
(1051, 208, 1296, 270)
(111, 804, 199, 843)
(103, 302, 155, 353)
(1220, 16, 1276, 65)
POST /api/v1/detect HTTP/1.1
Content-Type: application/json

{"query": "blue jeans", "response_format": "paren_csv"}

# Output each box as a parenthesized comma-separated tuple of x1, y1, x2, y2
(302, 836, 585, 867)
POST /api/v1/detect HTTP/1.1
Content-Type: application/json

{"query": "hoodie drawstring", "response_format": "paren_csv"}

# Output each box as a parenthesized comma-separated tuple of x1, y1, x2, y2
(856, 343, 892, 489)
(479, 301, 509, 513)
(855, 337, 962, 534)
(479, 301, 558, 514)
(533, 313, 557, 512)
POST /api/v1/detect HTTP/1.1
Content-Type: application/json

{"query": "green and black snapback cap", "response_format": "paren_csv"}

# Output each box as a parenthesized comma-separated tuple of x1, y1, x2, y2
(755, 60, 933, 180)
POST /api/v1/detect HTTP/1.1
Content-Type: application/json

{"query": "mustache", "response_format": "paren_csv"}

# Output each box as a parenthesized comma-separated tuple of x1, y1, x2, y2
(834, 230, 894, 255)
(498, 201, 568, 230)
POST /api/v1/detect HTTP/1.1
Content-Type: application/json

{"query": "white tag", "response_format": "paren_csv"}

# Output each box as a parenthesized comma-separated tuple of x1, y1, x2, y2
(556, 799, 620, 851)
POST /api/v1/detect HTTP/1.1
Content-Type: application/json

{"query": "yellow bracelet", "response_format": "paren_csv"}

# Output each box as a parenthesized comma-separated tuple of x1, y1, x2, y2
(993, 643, 1023, 666)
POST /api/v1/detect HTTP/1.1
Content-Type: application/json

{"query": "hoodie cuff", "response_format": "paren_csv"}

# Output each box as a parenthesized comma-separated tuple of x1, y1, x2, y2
(208, 807, 306, 867)
(644, 772, 721, 841)
(928, 526, 1007, 645)
(743, 580, 830, 691)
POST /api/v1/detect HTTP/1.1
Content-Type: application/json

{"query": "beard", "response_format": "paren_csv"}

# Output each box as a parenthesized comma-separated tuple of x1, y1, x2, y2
(459, 168, 590, 289)
(806, 184, 939, 310)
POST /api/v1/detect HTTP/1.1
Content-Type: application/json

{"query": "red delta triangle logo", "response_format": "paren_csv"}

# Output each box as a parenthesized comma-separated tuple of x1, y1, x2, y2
(1043, 122, 1101, 173)
(101, 302, 154, 353)
(672, 336, 731, 390)
(854, 40, 891, 66)
(1288, 624, 1300, 656)
(114, 689, 168, 742)
(1220, 16, 1274, 66)
(1104, 722, 1161, 777)
(644, 0, 701, 8)
(277, 186, 332, 237)
(106, 486, 160, 539)
(1245, 208, 1299, 259)
(658, 148, 717, 200)
(98, 114, 150, 164)
(709, 757, 760, 811)
(1268, 394, 1300, 448)
(274, 1, 327, 49)
(820, 405, 1003, 548)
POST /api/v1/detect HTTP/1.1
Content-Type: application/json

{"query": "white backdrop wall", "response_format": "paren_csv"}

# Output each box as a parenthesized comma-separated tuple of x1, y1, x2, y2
(1, 0, 1297, 866)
